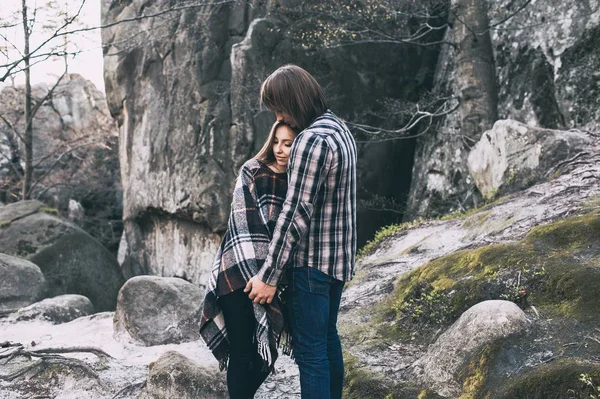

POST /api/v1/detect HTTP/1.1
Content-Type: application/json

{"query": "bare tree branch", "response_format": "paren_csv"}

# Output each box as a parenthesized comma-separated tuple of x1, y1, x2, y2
(351, 98, 459, 142)
(28, 140, 103, 196)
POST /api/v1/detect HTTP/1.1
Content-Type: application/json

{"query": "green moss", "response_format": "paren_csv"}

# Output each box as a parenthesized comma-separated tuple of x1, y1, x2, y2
(459, 344, 499, 399)
(358, 218, 426, 259)
(39, 206, 59, 215)
(461, 211, 492, 230)
(493, 360, 600, 399)
(343, 352, 443, 399)
(380, 212, 600, 339)
(0, 220, 10, 228)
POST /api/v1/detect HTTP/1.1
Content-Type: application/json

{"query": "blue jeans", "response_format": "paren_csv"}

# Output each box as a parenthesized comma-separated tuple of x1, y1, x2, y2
(287, 266, 345, 399)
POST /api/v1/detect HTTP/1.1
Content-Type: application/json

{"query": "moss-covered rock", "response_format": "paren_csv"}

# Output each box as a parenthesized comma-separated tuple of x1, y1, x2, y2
(383, 212, 600, 340)
(343, 353, 442, 399)
(492, 360, 600, 399)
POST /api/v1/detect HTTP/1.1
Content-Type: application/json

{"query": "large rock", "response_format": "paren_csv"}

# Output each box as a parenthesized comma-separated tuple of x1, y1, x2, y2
(0, 75, 122, 252)
(411, 300, 527, 398)
(406, 0, 600, 219)
(139, 351, 227, 399)
(0, 253, 46, 312)
(491, 0, 600, 132)
(467, 120, 593, 200)
(0, 200, 125, 311)
(101, 0, 442, 280)
(113, 276, 203, 346)
(11, 294, 95, 324)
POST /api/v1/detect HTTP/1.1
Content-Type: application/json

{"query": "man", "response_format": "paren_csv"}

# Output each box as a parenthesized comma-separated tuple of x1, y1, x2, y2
(245, 64, 357, 399)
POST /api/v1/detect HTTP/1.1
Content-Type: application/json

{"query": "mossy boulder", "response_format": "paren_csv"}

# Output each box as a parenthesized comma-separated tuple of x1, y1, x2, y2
(138, 351, 227, 399)
(343, 352, 442, 399)
(384, 212, 600, 339)
(0, 200, 124, 311)
(0, 252, 46, 312)
(411, 300, 527, 398)
(493, 360, 600, 399)
(363, 211, 600, 398)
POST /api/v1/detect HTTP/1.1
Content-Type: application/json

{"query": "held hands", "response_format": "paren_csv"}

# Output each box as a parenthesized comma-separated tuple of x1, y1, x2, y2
(244, 276, 277, 304)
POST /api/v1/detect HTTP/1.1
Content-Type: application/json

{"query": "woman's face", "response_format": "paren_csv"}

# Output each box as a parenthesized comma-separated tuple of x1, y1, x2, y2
(273, 125, 296, 168)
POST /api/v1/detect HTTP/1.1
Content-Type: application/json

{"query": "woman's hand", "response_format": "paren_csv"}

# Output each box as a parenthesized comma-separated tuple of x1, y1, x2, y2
(245, 276, 277, 304)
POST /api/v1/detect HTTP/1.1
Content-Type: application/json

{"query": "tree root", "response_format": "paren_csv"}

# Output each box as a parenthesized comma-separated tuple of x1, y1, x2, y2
(0, 345, 113, 363)
(0, 356, 101, 382)
(111, 380, 147, 399)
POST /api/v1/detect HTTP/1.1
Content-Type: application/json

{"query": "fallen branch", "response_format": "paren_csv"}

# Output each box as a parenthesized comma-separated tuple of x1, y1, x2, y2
(0, 356, 100, 382)
(30, 346, 113, 359)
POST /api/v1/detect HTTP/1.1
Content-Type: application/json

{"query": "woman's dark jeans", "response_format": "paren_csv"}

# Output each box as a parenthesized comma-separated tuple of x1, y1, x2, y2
(287, 266, 345, 399)
(219, 289, 271, 399)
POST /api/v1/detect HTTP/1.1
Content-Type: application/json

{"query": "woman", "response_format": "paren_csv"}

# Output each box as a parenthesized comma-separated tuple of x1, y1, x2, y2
(199, 121, 298, 398)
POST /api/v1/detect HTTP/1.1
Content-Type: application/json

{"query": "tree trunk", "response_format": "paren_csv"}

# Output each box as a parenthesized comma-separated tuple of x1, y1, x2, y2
(452, 0, 498, 145)
(21, 0, 33, 199)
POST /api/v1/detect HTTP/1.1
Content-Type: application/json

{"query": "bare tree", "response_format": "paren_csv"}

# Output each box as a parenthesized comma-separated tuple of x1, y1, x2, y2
(451, 0, 498, 147)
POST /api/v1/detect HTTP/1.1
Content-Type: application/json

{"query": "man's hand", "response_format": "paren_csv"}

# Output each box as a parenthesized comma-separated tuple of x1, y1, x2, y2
(244, 276, 277, 305)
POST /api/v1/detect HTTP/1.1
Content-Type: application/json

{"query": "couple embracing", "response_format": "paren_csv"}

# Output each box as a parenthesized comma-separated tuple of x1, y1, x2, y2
(200, 64, 357, 399)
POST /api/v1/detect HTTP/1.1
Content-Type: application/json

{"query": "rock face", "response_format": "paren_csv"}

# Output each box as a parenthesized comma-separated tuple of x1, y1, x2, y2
(468, 120, 593, 200)
(11, 294, 95, 324)
(101, 0, 441, 280)
(139, 351, 227, 399)
(0, 200, 124, 311)
(113, 276, 203, 346)
(0, 253, 46, 312)
(406, 0, 600, 218)
(411, 300, 527, 398)
(0, 74, 122, 253)
(340, 134, 600, 398)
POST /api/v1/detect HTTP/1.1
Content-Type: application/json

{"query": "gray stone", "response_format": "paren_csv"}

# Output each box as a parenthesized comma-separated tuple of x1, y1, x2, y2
(11, 294, 95, 324)
(411, 300, 527, 398)
(113, 276, 203, 346)
(0, 200, 124, 311)
(0, 253, 46, 312)
(406, 0, 600, 219)
(102, 0, 437, 280)
(467, 120, 593, 200)
(0, 75, 121, 252)
(139, 351, 227, 399)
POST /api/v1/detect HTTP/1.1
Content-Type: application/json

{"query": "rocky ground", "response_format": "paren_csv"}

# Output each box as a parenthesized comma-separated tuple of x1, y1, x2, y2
(0, 125, 598, 398)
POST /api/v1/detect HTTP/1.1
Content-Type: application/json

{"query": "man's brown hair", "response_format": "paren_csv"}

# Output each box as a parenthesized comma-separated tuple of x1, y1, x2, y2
(260, 64, 329, 131)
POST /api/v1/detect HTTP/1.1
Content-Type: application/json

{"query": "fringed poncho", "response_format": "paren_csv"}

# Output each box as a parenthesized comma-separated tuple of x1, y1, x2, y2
(199, 159, 288, 371)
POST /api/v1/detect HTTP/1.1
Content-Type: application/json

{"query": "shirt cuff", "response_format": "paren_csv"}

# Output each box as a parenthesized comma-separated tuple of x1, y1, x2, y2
(257, 263, 283, 287)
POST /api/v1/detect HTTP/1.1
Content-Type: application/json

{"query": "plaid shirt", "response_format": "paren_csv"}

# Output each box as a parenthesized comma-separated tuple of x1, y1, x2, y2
(257, 110, 357, 284)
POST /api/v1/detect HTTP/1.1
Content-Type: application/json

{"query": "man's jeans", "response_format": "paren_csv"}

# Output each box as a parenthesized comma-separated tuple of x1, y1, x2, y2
(287, 266, 345, 399)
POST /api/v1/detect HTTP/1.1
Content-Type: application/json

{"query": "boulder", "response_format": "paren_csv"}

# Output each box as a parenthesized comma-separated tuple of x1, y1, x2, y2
(0, 75, 122, 252)
(102, 0, 437, 282)
(138, 351, 227, 399)
(406, 0, 600, 218)
(11, 294, 95, 324)
(467, 120, 593, 200)
(0, 200, 125, 311)
(411, 300, 527, 398)
(113, 276, 203, 346)
(0, 253, 46, 312)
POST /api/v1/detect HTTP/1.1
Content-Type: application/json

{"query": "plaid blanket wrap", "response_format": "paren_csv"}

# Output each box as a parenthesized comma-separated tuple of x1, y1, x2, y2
(199, 159, 288, 371)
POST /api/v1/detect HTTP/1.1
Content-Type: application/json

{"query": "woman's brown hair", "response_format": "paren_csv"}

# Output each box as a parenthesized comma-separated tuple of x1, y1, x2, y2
(260, 64, 329, 131)
(254, 121, 299, 165)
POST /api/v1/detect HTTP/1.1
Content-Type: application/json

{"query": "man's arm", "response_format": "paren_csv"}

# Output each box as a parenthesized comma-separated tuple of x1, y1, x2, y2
(246, 131, 331, 303)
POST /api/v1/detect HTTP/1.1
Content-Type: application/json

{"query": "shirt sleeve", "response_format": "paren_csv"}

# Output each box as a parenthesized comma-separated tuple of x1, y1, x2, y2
(257, 132, 331, 286)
